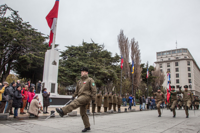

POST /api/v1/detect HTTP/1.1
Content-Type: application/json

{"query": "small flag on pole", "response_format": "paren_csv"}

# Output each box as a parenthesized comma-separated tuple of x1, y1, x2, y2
(131, 60, 134, 74)
(121, 55, 123, 69)
(167, 73, 171, 103)
(46, 0, 60, 47)
(146, 68, 149, 78)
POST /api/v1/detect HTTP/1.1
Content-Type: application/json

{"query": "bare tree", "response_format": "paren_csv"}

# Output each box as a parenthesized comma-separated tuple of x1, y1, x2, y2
(151, 67, 165, 92)
(130, 39, 142, 96)
(118, 30, 130, 78)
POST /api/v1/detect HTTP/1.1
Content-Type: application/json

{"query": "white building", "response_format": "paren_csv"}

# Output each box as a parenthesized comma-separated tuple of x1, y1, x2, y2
(155, 48, 200, 96)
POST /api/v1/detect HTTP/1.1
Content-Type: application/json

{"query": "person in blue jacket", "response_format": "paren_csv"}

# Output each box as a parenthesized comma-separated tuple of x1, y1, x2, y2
(128, 94, 133, 110)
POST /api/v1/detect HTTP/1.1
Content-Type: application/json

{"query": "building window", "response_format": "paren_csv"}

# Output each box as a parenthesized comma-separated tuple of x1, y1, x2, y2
(176, 57, 179, 59)
(176, 74, 179, 78)
(183, 49, 187, 53)
(167, 69, 170, 72)
(176, 85, 180, 89)
(176, 79, 179, 84)
(162, 52, 166, 56)
(188, 67, 191, 71)
(172, 50, 177, 54)
(167, 63, 170, 67)
(161, 59, 163, 61)
(189, 84, 192, 88)
(160, 69, 163, 72)
(159, 64, 162, 68)
(157, 53, 161, 56)
(177, 49, 182, 53)
(184, 56, 187, 58)
(175, 68, 179, 72)
(175, 62, 179, 66)
(188, 73, 191, 77)
(166, 51, 171, 55)
(187, 61, 190, 66)
(188, 79, 191, 83)
(168, 58, 170, 60)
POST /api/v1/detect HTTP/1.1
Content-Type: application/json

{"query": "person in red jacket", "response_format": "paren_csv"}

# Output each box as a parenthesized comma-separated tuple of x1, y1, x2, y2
(20, 85, 29, 114)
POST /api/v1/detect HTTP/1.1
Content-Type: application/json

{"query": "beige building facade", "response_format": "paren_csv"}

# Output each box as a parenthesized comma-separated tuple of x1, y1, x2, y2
(155, 48, 200, 96)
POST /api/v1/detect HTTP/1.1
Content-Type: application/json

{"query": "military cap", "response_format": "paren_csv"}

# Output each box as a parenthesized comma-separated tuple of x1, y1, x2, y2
(184, 85, 188, 88)
(171, 86, 175, 88)
(80, 67, 88, 72)
(157, 87, 161, 90)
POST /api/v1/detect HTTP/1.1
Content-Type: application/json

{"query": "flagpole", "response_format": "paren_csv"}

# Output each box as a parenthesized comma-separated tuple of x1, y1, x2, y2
(120, 68, 122, 96)
(132, 73, 133, 96)
(147, 62, 148, 97)
(51, 19, 58, 50)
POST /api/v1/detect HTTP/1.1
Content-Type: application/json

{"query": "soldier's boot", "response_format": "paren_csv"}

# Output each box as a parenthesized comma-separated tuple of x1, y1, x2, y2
(173, 109, 176, 118)
(56, 108, 64, 117)
(185, 106, 189, 118)
(82, 127, 91, 132)
(158, 108, 161, 117)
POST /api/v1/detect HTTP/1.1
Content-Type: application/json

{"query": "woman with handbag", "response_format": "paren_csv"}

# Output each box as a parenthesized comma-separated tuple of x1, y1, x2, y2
(12, 85, 22, 118)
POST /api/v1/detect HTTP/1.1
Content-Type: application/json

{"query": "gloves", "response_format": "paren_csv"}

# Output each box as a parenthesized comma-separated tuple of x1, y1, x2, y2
(71, 97, 75, 100)
(92, 100, 95, 104)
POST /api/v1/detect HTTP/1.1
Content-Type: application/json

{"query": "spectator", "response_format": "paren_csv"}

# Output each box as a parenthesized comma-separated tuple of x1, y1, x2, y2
(16, 80, 21, 88)
(139, 96, 142, 111)
(36, 81, 42, 94)
(28, 95, 42, 117)
(0, 83, 2, 88)
(20, 85, 29, 114)
(151, 97, 156, 110)
(42, 88, 50, 114)
(132, 96, 136, 106)
(122, 96, 127, 106)
(0, 82, 9, 113)
(146, 97, 150, 110)
(12, 85, 22, 118)
(128, 94, 133, 110)
(26, 80, 31, 90)
(142, 96, 146, 110)
(27, 87, 35, 109)
(4, 81, 16, 114)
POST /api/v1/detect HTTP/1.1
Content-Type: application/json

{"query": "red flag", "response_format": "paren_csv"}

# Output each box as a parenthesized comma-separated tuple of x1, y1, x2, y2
(120, 56, 123, 69)
(167, 83, 171, 103)
(46, 0, 59, 47)
(146, 68, 149, 78)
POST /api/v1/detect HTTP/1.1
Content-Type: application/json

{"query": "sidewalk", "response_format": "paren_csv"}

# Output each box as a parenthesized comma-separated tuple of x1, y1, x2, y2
(7, 105, 144, 119)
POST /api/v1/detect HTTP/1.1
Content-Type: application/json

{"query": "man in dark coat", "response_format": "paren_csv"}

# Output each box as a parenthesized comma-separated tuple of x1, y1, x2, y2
(42, 88, 50, 114)
(4, 81, 16, 114)
(37, 81, 42, 93)
(12, 85, 22, 118)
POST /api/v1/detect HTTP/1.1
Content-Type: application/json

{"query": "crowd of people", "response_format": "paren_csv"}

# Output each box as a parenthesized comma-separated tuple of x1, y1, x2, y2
(0, 80, 50, 118)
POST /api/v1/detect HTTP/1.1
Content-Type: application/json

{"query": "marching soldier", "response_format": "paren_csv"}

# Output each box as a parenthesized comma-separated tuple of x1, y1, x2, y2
(113, 93, 118, 112)
(108, 92, 113, 110)
(117, 94, 122, 112)
(92, 95, 97, 113)
(177, 95, 183, 110)
(56, 67, 97, 132)
(103, 92, 109, 112)
(195, 96, 199, 110)
(152, 88, 165, 117)
(179, 85, 194, 118)
(96, 91, 102, 113)
(168, 86, 177, 118)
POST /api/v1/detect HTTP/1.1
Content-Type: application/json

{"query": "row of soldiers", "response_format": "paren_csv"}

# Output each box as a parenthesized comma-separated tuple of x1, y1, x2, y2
(86, 92, 123, 113)
(153, 85, 199, 118)
(177, 95, 199, 110)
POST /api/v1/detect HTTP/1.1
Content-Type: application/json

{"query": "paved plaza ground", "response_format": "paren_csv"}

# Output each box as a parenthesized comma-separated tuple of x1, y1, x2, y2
(0, 107, 200, 133)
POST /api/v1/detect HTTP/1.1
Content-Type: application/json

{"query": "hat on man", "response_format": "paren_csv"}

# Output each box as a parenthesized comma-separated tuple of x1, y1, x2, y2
(171, 86, 175, 88)
(80, 67, 88, 72)
(184, 85, 188, 88)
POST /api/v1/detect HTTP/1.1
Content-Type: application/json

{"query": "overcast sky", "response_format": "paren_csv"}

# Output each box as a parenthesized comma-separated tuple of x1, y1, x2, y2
(2, 0, 200, 66)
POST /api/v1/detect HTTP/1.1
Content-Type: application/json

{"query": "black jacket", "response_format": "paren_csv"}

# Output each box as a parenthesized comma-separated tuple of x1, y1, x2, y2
(139, 97, 143, 104)
(42, 92, 50, 107)
(12, 90, 22, 108)
(5, 85, 15, 100)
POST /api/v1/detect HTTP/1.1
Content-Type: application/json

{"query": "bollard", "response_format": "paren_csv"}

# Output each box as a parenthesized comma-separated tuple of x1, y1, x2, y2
(125, 108, 127, 112)
(51, 110, 55, 117)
